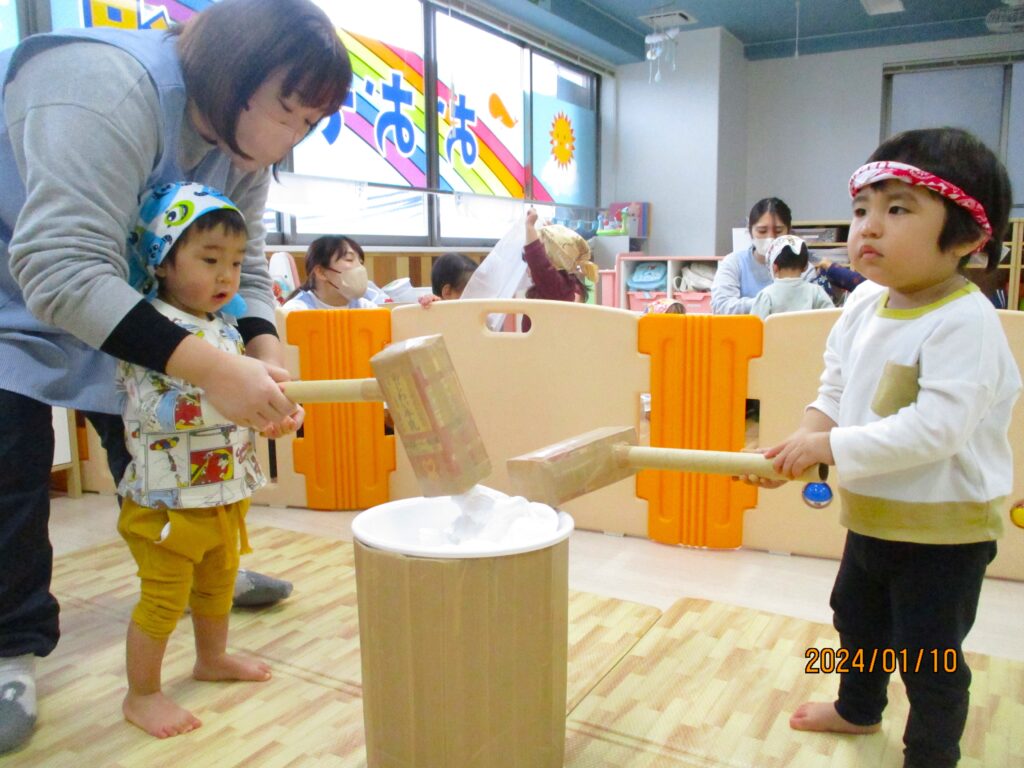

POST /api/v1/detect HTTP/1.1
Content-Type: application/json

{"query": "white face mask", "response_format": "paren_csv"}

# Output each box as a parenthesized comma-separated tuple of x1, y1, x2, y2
(752, 237, 773, 256)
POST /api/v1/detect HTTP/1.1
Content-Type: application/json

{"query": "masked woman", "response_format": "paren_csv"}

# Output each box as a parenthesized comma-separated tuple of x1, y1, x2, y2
(283, 236, 375, 310)
(711, 197, 793, 315)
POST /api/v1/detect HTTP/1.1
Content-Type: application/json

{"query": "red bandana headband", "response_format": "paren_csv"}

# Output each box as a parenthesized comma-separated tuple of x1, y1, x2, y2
(848, 161, 992, 243)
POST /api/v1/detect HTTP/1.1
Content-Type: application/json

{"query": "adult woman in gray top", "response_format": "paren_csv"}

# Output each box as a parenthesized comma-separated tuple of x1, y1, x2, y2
(711, 197, 793, 315)
(0, 0, 351, 753)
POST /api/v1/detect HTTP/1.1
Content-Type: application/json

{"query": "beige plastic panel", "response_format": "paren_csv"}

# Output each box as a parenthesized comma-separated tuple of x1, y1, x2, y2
(251, 307, 308, 508)
(389, 299, 651, 536)
(747, 308, 1024, 581)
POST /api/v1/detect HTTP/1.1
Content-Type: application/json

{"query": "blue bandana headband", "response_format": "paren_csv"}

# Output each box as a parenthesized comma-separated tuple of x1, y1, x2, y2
(127, 181, 247, 317)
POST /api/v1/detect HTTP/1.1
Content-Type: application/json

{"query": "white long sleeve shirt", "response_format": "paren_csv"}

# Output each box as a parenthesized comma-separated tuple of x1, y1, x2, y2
(810, 280, 1021, 544)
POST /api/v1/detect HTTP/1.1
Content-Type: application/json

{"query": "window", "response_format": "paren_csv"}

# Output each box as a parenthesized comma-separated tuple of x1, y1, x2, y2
(0, 2, 20, 49)
(42, 0, 602, 244)
(435, 10, 528, 238)
(1007, 63, 1024, 213)
(49, 0, 183, 29)
(885, 58, 1024, 215)
(291, 0, 429, 237)
(887, 66, 1004, 155)
(530, 52, 597, 209)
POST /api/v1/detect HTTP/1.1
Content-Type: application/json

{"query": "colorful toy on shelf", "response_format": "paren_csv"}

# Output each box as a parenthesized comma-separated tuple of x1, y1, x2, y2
(506, 425, 830, 509)
(605, 201, 650, 238)
(596, 207, 630, 236)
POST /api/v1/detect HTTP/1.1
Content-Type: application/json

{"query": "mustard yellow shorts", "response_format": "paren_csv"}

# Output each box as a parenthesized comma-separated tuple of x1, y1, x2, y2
(118, 497, 252, 639)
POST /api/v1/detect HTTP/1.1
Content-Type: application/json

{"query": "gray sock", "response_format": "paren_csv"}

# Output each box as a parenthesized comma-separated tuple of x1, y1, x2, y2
(0, 655, 37, 755)
(233, 569, 293, 607)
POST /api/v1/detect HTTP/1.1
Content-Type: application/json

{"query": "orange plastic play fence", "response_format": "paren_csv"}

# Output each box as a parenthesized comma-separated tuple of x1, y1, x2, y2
(285, 309, 394, 510)
(638, 314, 763, 548)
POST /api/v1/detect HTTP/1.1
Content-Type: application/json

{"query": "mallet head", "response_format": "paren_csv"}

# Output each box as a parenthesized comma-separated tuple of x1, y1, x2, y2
(507, 426, 637, 507)
(371, 334, 491, 497)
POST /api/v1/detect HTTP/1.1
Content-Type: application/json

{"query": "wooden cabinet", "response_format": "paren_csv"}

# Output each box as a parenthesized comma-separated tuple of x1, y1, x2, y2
(793, 218, 1024, 310)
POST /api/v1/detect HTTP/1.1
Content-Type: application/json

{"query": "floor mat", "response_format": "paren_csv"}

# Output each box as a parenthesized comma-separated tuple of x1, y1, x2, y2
(8, 528, 660, 767)
(564, 597, 1024, 768)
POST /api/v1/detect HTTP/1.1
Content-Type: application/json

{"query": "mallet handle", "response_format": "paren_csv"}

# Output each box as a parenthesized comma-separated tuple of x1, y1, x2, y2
(281, 378, 383, 403)
(616, 445, 827, 483)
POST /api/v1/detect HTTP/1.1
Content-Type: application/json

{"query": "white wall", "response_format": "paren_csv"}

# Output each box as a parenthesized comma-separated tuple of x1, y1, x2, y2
(604, 29, 1024, 252)
(715, 30, 748, 254)
(747, 33, 1024, 223)
(605, 27, 731, 256)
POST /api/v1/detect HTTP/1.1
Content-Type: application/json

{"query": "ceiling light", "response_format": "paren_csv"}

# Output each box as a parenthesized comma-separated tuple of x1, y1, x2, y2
(638, 10, 696, 29)
(859, 0, 905, 15)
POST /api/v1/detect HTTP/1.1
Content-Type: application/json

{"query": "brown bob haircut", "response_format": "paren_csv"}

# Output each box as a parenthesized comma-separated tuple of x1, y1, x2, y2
(174, 0, 352, 160)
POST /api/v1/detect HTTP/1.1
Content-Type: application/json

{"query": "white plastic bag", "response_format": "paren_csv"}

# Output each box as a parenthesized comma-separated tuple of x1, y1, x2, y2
(460, 215, 529, 330)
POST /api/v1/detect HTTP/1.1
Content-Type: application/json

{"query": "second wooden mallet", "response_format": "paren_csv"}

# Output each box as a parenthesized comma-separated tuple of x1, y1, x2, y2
(507, 425, 829, 507)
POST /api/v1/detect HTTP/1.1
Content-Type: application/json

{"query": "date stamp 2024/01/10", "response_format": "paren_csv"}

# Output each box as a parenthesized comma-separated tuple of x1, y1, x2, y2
(804, 647, 958, 675)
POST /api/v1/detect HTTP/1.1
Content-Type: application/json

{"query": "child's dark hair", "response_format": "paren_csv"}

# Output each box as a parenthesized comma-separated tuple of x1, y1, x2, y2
(867, 128, 1012, 270)
(163, 208, 247, 266)
(772, 242, 809, 272)
(748, 197, 792, 232)
(431, 253, 478, 297)
(287, 235, 363, 300)
(174, 0, 352, 161)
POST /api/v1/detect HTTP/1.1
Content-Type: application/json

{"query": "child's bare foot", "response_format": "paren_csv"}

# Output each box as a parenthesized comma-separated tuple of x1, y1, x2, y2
(193, 653, 271, 682)
(789, 702, 881, 734)
(123, 691, 201, 738)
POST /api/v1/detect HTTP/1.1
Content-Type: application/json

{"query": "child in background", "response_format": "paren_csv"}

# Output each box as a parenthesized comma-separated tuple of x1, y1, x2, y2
(282, 235, 375, 310)
(523, 207, 595, 303)
(644, 297, 686, 314)
(432, 252, 478, 299)
(118, 183, 299, 738)
(756, 128, 1021, 768)
(520, 208, 596, 330)
(816, 256, 867, 294)
(750, 235, 834, 319)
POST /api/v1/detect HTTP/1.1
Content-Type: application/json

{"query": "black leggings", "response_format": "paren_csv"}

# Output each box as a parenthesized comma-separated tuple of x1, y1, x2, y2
(830, 531, 995, 768)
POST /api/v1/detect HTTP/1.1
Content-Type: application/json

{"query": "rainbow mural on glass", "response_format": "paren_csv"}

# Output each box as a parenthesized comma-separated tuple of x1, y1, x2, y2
(79, 0, 212, 29)
(80, 1, 556, 202)
(323, 29, 552, 202)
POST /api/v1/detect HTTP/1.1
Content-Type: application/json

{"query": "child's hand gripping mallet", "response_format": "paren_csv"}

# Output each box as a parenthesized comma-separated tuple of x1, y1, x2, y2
(280, 334, 490, 499)
(507, 425, 831, 508)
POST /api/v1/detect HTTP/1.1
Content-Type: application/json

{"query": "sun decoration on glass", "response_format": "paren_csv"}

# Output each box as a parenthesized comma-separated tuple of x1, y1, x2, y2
(549, 112, 576, 169)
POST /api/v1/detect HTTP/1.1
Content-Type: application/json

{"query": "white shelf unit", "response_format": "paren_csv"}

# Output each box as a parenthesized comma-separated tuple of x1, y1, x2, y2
(615, 254, 722, 313)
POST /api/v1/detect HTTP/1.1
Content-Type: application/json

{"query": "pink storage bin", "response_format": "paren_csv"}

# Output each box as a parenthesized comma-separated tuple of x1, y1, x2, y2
(675, 290, 713, 314)
(599, 269, 617, 306)
(627, 290, 667, 311)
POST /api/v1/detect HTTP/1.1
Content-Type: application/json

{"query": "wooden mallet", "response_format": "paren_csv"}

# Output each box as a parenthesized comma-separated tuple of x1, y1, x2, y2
(280, 334, 491, 497)
(507, 425, 829, 507)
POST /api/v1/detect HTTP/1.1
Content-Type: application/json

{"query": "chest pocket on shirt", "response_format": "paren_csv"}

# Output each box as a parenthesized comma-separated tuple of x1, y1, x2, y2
(871, 360, 920, 417)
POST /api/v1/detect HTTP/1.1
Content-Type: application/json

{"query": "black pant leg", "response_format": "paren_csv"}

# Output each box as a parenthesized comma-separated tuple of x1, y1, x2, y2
(889, 539, 995, 768)
(0, 389, 59, 657)
(81, 410, 129, 488)
(831, 532, 893, 725)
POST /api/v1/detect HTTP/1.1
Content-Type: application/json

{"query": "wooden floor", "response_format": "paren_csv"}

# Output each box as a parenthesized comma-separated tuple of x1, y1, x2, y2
(7, 523, 1023, 767)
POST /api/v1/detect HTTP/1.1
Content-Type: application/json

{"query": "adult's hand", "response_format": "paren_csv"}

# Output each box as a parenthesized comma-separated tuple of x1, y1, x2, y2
(244, 333, 305, 435)
(167, 335, 298, 429)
